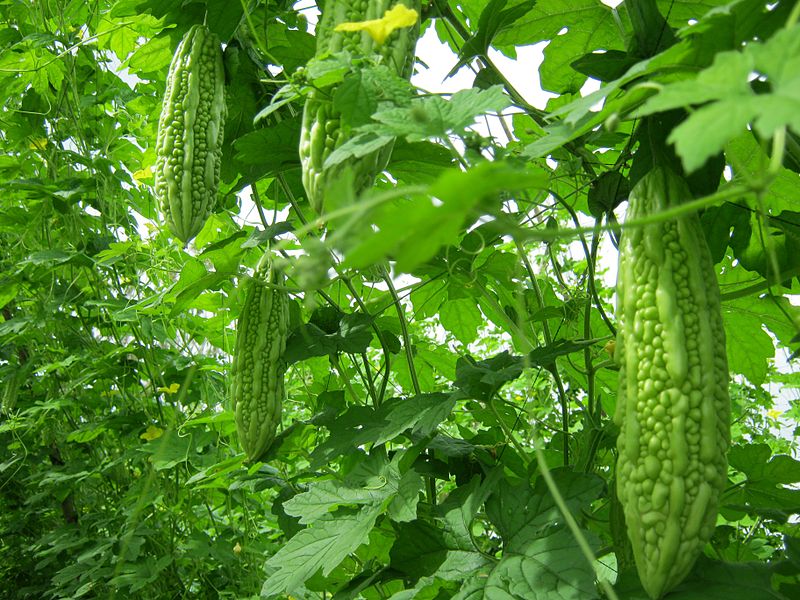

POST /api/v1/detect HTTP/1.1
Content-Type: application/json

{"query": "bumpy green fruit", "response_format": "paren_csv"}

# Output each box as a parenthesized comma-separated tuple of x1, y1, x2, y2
(299, 0, 420, 213)
(231, 258, 290, 462)
(614, 167, 730, 599)
(154, 24, 226, 243)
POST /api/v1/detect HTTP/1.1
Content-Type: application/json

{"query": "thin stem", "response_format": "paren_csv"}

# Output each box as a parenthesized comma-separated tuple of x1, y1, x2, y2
(488, 397, 530, 464)
(524, 185, 751, 244)
(360, 353, 379, 406)
(378, 270, 438, 504)
(719, 265, 800, 300)
(559, 204, 616, 337)
(788, 0, 800, 28)
(250, 183, 271, 230)
(331, 355, 362, 404)
(531, 430, 621, 600)
(271, 174, 395, 405)
(474, 279, 534, 351)
(381, 268, 420, 396)
(768, 126, 786, 175)
(582, 218, 606, 452)
(515, 239, 571, 466)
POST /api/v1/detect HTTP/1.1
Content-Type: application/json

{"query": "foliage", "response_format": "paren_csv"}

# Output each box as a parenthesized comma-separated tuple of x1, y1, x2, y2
(0, 1, 799, 599)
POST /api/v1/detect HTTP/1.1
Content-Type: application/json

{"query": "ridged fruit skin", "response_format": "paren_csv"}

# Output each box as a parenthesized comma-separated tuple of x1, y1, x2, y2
(614, 167, 730, 599)
(299, 0, 420, 213)
(154, 24, 226, 244)
(231, 260, 290, 462)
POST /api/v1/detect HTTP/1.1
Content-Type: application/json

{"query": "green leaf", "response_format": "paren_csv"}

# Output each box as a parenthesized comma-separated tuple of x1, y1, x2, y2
(454, 351, 524, 401)
(387, 140, 454, 185)
(528, 338, 600, 368)
(374, 393, 460, 440)
(21, 248, 80, 266)
(416, 345, 458, 382)
(438, 470, 503, 550)
(454, 527, 600, 600)
(284, 313, 374, 364)
(571, 49, 639, 82)
(339, 162, 548, 272)
(232, 116, 301, 178)
(638, 26, 800, 172)
(700, 202, 750, 264)
(240, 221, 294, 248)
(486, 468, 604, 551)
(726, 133, 800, 214)
(338, 313, 375, 353)
(440, 298, 483, 345)
(66, 425, 107, 443)
(730, 443, 800, 485)
(390, 520, 489, 581)
(324, 131, 395, 171)
(166, 258, 229, 317)
(729, 209, 800, 283)
(669, 98, 759, 173)
(262, 505, 382, 596)
(587, 171, 629, 217)
(449, 0, 537, 76)
(284, 481, 388, 525)
(140, 430, 193, 471)
(198, 231, 248, 276)
(127, 33, 173, 74)
(725, 480, 800, 519)
(0, 281, 19, 310)
(721, 294, 776, 385)
(372, 86, 511, 141)
(493, 0, 621, 94)
(284, 453, 405, 524)
(264, 25, 315, 73)
(410, 279, 448, 319)
(310, 393, 460, 465)
(333, 70, 379, 129)
(387, 468, 424, 523)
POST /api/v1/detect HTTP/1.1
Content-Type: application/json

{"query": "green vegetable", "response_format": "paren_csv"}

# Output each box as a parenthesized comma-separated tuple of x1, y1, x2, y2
(614, 167, 730, 599)
(154, 24, 226, 244)
(299, 0, 420, 213)
(231, 257, 290, 462)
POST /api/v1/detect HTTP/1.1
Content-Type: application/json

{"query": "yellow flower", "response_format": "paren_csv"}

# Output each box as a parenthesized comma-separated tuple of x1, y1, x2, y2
(334, 5, 418, 45)
(140, 425, 164, 441)
(157, 382, 181, 395)
(133, 166, 152, 183)
(29, 138, 48, 150)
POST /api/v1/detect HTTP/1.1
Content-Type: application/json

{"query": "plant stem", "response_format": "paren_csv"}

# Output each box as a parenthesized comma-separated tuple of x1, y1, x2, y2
(531, 430, 621, 600)
(515, 239, 571, 466)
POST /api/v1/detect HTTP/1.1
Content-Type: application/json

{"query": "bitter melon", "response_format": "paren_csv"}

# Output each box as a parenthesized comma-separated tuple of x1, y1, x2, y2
(231, 257, 290, 462)
(614, 167, 730, 599)
(154, 24, 226, 244)
(299, 0, 420, 213)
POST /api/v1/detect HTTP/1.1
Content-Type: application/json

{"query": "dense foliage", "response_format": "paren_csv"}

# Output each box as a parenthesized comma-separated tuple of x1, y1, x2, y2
(1, 1, 799, 599)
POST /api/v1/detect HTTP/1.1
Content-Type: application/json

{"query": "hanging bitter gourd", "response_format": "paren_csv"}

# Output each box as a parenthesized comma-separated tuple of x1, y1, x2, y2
(154, 24, 226, 244)
(231, 257, 290, 462)
(614, 168, 730, 599)
(299, 0, 421, 213)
